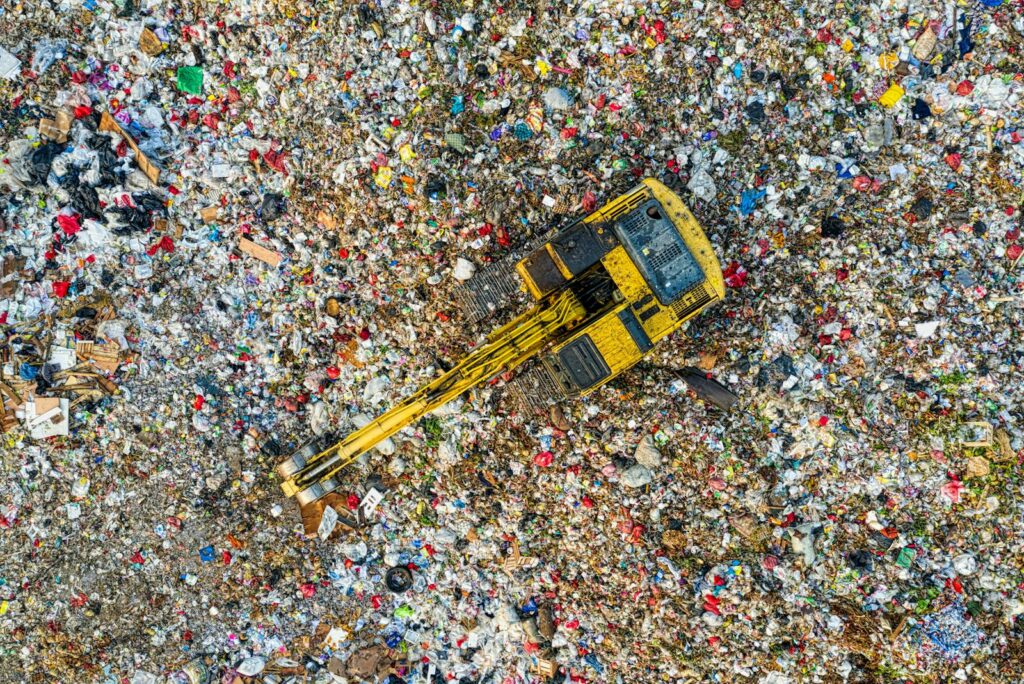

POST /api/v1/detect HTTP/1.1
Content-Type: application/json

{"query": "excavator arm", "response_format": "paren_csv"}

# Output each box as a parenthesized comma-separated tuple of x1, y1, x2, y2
(276, 289, 587, 507)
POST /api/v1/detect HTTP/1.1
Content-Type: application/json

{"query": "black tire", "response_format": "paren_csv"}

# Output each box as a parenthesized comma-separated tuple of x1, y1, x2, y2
(679, 367, 739, 410)
(385, 566, 414, 593)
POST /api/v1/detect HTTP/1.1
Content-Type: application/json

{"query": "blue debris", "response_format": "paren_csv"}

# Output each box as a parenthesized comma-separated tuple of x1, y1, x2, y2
(739, 188, 766, 216)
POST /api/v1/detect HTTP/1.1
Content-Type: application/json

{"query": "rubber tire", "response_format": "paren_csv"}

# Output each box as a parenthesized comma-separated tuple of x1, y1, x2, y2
(385, 566, 414, 593)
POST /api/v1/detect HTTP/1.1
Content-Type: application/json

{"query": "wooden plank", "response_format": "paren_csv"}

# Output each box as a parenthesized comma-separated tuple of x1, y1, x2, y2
(238, 237, 282, 267)
(98, 112, 160, 184)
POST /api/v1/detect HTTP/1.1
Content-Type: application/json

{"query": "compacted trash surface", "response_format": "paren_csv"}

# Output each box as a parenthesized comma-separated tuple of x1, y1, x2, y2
(1, 0, 1024, 682)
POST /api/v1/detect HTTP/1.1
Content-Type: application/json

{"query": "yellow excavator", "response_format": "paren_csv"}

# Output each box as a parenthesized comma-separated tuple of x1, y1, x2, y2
(276, 178, 732, 523)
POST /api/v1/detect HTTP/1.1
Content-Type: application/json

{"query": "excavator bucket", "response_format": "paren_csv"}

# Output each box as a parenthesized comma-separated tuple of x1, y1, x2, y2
(299, 493, 362, 538)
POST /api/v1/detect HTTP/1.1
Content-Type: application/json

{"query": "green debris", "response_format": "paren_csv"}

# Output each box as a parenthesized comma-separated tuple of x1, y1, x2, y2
(895, 547, 915, 569)
(176, 66, 204, 94)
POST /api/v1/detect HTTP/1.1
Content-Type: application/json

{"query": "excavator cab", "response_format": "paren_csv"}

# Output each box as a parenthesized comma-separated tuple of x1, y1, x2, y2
(276, 179, 728, 523)
(506, 178, 725, 408)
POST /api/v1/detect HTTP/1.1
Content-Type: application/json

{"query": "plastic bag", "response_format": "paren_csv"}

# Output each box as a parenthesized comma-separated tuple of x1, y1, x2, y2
(112, 205, 152, 234)
(72, 183, 102, 221)
(28, 142, 64, 186)
(260, 193, 286, 222)
(30, 39, 68, 75)
(133, 192, 167, 216)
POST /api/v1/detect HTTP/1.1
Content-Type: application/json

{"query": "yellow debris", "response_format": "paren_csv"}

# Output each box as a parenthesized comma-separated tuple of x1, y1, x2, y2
(879, 84, 905, 107)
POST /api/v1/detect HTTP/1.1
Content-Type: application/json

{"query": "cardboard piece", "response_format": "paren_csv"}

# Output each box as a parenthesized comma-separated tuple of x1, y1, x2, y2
(345, 645, 391, 679)
(138, 27, 164, 56)
(0, 256, 26, 297)
(326, 657, 345, 677)
(238, 238, 282, 267)
(199, 206, 219, 223)
(501, 539, 537, 575)
(39, 110, 72, 143)
(23, 397, 70, 438)
(98, 112, 160, 184)
(33, 397, 60, 414)
(316, 211, 338, 230)
(153, 218, 182, 239)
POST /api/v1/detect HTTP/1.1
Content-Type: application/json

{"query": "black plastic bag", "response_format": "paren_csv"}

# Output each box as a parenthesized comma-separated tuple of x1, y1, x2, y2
(260, 193, 286, 222)
(821, 215, 846, 238)
(424, 175, 446, 200)
(112, 205, 152, 234)
(73, 183, 102, 221)
(910, 196, 934, 221)
(94, 145, 124, 188)
(745, 101, 765, 123)
(133, 192, 167, 215)
(58, 167, 80, 191)
(28, 142, 63, 185)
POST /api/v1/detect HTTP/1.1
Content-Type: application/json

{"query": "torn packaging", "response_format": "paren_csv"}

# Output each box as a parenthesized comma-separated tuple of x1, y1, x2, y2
(23, 397, 70, 438)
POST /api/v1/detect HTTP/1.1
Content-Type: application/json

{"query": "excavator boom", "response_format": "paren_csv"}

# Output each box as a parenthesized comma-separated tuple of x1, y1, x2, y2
(277, 290, 586, 505)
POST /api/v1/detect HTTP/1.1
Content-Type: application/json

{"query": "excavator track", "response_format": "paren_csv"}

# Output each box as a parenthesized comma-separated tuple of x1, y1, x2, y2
(504, 362, 563, 413)
(452, 260, 524, 324)
(451, 231, 555, 325)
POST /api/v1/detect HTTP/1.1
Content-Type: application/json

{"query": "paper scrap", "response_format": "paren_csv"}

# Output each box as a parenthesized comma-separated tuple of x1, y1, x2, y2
(0, 47, 20, 80)
(317, 504, 339, 540)
(48, 346, 78, 371)
(358, 487, 385, 519)
(323, 626, 349, 649)
(915, 320, 940, 338)
(238, 238, 282, 267)
(98, 112, 160, 184)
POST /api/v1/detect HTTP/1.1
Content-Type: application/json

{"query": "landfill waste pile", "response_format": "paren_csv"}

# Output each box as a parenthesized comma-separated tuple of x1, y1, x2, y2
(1, 0, 1024, 682)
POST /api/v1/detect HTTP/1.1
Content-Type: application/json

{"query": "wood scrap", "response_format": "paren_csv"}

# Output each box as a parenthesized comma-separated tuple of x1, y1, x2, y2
(98, 111, 160, 184)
